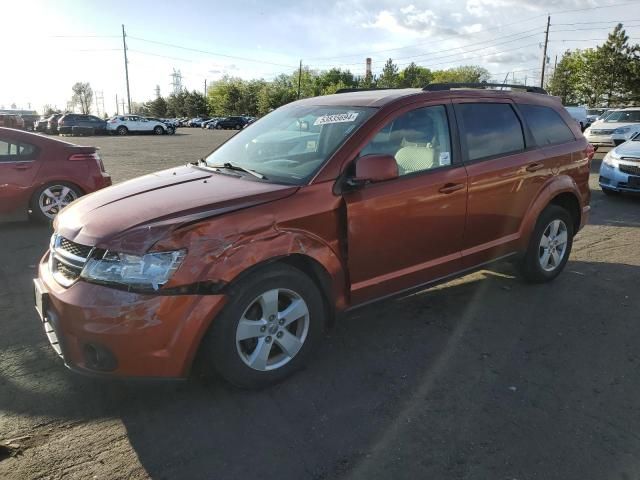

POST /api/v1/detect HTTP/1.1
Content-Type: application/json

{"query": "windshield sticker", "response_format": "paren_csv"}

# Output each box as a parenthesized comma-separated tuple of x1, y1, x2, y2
(439, 152, 451, 166)
(314, 112, 359, 126)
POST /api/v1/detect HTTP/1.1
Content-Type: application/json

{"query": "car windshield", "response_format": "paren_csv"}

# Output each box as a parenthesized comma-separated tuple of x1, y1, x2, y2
(605, 110, 640, 123)
(204, 104, 374, 184)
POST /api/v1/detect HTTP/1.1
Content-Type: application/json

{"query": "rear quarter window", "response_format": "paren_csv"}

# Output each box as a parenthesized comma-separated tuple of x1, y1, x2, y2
(455, 103, 525, 161)
(519, 104, 576, 146)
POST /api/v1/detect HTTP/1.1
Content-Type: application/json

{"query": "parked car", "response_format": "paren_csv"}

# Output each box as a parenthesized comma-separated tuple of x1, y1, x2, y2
(0, 127, 111, 222)
(599, 132, 640, 195)
(146, 117, 176, 134)
(564, 106, 589, 131)
(584, 107, 640, 149)
(47, 114, 63, 134)
(586, 108, 609, 125)
(205, 118, 222, 129)
(0, 114, 25, 129)
(34, 83, 592, 387)
(215, 116, 248, 130)
(35, 114, 60, 132)
(106, 115, 171, 135)
(57, 114, 107, 135)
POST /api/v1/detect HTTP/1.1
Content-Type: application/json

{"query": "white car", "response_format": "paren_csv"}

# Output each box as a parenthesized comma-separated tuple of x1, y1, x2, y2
(106, 115, 172, 136)
(584, 108, 640, 149)
(564, 106, 589, 131)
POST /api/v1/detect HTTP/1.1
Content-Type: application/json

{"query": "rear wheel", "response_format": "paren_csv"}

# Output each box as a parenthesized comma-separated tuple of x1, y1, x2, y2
(116, 126, 128, 136)
(30, 182, 81, 223)
(518, 205, 574, 283)
(201, 264, 325, 389)
(153, 125, 164, 135)
(216, 124, 222, 130)
(235, 124, 242, 130)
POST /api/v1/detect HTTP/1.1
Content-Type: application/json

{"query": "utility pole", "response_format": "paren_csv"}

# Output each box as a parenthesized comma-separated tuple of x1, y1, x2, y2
(297, 60, 302, 99)
(122, 24, 132, 115)
(540, 15, 550, 88)
(116, 94, 119, 115)
(204, 79, 207, 97)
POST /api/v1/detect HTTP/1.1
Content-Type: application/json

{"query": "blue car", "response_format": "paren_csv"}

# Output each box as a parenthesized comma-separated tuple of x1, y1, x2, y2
(599, 133, 640, 194)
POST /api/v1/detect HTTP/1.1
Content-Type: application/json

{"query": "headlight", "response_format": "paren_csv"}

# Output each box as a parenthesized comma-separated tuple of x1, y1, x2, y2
(603, 151, 620, 168)
(81, 250, 186, 291)
(614, 127, 631, 134)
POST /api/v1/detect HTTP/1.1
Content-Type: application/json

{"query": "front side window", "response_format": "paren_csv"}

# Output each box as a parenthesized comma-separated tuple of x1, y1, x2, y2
(456, 103, 525, 161)
(605, 110, 640, 123)
(359, 105, 453, 175)
(205, 104, 374, 184)
(519, 104, 575, 146)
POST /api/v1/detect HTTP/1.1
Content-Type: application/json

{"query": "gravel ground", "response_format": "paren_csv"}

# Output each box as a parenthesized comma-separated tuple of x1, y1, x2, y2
(1, 129, 639, 480)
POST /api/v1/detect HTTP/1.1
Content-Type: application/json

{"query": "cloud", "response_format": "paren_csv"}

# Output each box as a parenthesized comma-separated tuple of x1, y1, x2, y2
(484, 51, 539, 64)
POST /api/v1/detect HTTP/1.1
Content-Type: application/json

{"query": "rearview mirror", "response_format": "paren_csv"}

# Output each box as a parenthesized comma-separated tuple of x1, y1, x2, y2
(353, 154, 398, 184)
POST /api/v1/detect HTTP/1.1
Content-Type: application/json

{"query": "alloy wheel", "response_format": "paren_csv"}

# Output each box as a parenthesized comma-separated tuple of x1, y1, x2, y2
(235, 288, 310, 371)
(38, 185, 78, 219)
(538, 219, 568, 272)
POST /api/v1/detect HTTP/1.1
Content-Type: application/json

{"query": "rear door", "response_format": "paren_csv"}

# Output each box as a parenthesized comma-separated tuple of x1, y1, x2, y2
(0, 137, 42, 215)
(453, 100, 549, 268)
(343, 102, 468, 304)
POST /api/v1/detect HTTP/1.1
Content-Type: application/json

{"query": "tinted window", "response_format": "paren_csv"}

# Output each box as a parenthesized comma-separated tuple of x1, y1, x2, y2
(519, 104, 575, 146)
(360, 105, 453, 176)
(0, 140, 36, 162)
(456, 103, 525, 161)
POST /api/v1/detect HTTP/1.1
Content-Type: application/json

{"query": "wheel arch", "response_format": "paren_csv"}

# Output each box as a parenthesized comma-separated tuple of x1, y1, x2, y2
(519, 175, 584, 249)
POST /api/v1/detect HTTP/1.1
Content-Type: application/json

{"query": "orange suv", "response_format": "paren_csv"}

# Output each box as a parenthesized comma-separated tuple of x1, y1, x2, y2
(34, 83, 593, 388)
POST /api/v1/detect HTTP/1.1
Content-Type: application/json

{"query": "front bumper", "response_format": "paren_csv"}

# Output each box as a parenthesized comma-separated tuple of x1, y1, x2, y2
(599, 163, 640, 192)
(585, 134, 615, 147)
(35, 252, 227, 378)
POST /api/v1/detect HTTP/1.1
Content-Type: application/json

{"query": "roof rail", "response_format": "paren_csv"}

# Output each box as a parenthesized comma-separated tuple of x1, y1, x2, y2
(334, 87, 402, 94)
(423, 82, 548, 95)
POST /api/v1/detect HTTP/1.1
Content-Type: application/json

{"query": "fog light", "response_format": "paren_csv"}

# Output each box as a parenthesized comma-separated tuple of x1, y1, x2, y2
(83, 343, 118, 372)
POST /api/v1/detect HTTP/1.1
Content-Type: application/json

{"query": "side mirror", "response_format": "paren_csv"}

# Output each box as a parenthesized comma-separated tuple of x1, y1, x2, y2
(352, 154, 398, 185)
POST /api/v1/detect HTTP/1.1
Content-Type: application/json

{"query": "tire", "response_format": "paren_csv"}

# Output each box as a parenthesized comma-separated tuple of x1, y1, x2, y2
(201, 264, 325, 389)
(153, 125, 164, 135)
(518, 205, 574, 283)
(167, 126, 175, 135)
(234, 124, 241, 130)
(215, 124, 223, 130)
(30, 182, 82, 223)
(602, 187, 619, 196)
(116, 126, 128, 136)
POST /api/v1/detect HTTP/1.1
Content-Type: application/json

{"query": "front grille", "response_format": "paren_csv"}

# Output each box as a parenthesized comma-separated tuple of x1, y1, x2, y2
(59, 237, 93, 259)
(619, 164, 640, 176)
(591, 129, 614, 135)
(50, 235, 93, 287)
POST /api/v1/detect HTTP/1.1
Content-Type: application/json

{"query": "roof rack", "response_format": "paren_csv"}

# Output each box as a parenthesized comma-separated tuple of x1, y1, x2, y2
(423, 82, 548, 95)
(334, 87, 402, 94)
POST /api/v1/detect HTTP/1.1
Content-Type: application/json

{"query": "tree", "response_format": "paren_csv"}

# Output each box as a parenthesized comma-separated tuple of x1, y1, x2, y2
(431, 65, 491, 84)
(147, 96, 168, 117)
(42, 105, 57, 117)
(184, 91, 208, 117)
(398, 63, 432, 88)
(71, 82, 93, 114)
(378, 58, 399, 88)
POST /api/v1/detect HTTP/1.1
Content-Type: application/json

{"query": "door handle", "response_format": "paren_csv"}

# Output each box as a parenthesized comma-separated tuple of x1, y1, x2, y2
(12, 164, 31, 170)
(526, 162, 544, 172)
(438, 183, 465, 194)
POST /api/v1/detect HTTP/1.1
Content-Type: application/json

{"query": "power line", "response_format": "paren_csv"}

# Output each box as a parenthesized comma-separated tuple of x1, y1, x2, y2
(127, 35, 297, 68)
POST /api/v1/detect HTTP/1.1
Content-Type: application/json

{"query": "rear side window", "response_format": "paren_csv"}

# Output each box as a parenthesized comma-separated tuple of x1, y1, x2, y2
(519, 104, 575, 146)
(0, 140, 37, 162)
(456, 103, 525, 161)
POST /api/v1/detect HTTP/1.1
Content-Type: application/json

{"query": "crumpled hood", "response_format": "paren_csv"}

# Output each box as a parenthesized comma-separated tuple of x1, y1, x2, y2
(55, 165, 297, 253)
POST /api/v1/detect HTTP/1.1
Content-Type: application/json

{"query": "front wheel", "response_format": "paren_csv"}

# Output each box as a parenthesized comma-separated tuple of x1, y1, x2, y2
(116, 126, 128, 136)
(201, 264, 325, 389)
(518, 205, 574, 283)
(154, 125, 164, 135)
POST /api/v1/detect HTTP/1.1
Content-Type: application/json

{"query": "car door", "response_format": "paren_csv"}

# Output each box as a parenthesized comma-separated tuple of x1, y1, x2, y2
(0, 137, 42, 215)
(453, 99, 550, 269)
(343, 103, 468, 305)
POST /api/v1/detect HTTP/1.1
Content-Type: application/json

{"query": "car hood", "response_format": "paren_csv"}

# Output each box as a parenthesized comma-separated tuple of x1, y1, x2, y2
(591, 122, 640, 130)
(55, 165, 298, 253)
(613, 140, 640, 158)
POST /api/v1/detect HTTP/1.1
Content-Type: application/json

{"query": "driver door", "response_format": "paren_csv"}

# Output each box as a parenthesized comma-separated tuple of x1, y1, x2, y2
(343, 103, 468, 305)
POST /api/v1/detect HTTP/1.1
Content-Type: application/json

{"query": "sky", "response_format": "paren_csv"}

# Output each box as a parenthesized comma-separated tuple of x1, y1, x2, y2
(3, 0, 640, 115)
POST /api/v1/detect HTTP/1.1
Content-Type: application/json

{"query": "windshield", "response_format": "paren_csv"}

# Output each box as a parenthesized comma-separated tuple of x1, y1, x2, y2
(605, 110, 640, 123)
(205, 104, 374, 184)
